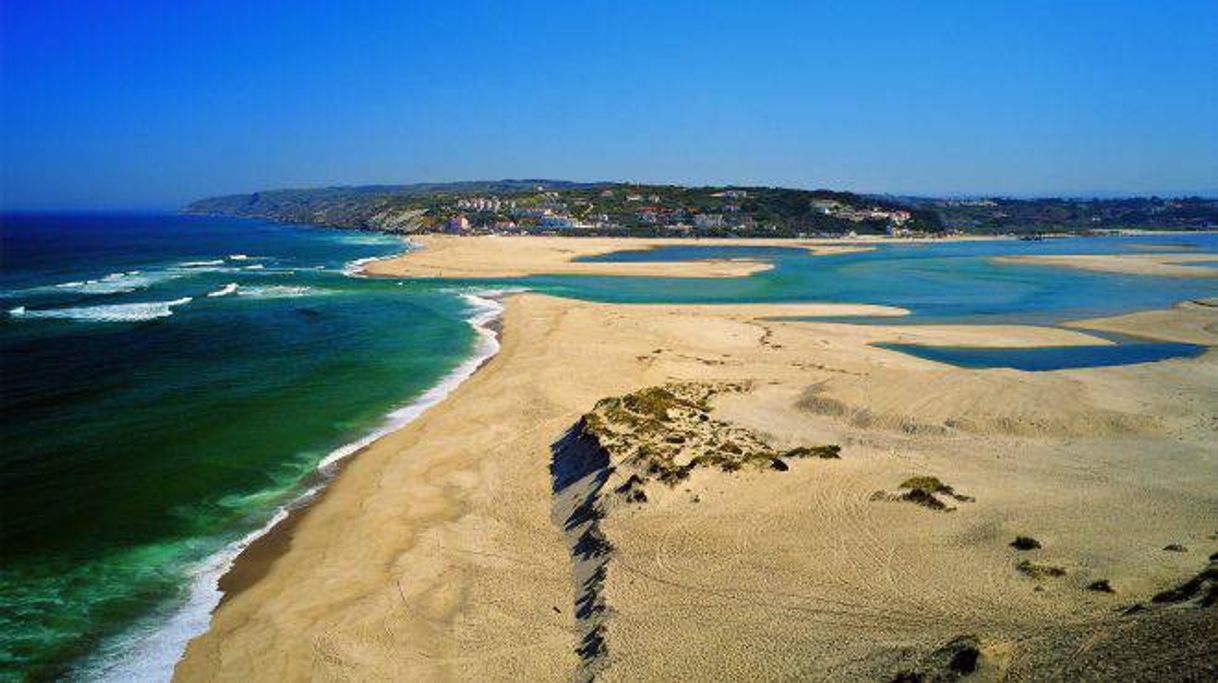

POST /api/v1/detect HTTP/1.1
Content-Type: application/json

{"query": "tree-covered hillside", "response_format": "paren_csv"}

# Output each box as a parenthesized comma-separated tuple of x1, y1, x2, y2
(185, 181, 1218, 236)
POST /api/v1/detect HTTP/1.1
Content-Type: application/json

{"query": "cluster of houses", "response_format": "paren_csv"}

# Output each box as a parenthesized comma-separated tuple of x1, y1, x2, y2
(438, 188, 924, 237)
(811, 199, 912, 226)
(455, 196, 516, 212)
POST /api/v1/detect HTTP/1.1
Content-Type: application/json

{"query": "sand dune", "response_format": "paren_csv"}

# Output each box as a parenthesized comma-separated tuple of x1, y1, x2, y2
(176, 293, 1218, 681)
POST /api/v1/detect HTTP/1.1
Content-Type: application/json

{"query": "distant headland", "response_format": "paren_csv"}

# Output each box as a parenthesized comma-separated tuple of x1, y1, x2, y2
(184, 180, 1218, 238)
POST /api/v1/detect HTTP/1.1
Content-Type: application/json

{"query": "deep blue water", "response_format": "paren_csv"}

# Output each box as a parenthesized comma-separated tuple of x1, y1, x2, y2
(1, 213, 484, 680)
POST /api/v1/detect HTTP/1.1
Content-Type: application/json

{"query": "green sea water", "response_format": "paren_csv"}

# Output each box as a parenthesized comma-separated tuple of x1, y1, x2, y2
(1, 214, 493, 680)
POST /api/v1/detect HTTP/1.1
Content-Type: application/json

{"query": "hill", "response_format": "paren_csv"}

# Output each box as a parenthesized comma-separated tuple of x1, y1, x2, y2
(184, 181, 1217, 236)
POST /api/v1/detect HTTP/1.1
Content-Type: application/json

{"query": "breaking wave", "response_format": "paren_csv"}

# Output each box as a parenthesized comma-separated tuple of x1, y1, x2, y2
(206, 283, 239, 298)
(39, 270, 180, 296)
(236, 286, 318, 300)
(9, 297, 193, 323)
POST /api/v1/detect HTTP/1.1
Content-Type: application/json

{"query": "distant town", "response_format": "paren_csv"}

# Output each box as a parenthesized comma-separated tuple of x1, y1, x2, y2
(185, 180, 1218, 238)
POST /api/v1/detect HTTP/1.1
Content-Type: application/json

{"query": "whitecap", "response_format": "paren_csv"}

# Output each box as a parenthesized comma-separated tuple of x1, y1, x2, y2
(179, 260, 225, 267)
(236, 286, 317, 299)
(228, 254, 250, 261)
(244, 264, 265, 270)
(8, 297, 193, 323)
(45, 270, 183, 295)
(206, 283, 239, 298)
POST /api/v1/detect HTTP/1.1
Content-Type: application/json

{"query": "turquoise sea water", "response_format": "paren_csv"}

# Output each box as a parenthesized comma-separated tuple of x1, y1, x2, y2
(2, 216, 1216, 681)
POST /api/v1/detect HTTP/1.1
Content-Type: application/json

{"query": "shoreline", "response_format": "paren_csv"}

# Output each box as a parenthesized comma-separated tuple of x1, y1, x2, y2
(220, 290, 510, 602)
(93, 290, 508, 682)
(172, 231, 1217, 679)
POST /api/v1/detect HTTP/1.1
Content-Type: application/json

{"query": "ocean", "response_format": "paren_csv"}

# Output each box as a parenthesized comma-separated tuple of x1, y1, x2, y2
(0, 213, 495, 680)
(2, 215, 1216, 681)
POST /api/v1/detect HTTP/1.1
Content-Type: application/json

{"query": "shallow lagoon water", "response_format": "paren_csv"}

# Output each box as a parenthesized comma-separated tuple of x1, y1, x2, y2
(876, 339, 1208, 371)
(545, 234, 1218, 370)
(555, 234, 1218, 325)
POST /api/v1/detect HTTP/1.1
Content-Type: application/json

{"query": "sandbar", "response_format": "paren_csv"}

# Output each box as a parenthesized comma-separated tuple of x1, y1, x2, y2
(996, 252, 1218, 278)
(360, 235, 876, 279)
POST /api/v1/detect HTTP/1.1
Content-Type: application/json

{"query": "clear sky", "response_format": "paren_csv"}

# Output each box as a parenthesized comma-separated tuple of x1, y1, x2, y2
(1, 0, 1216, 209)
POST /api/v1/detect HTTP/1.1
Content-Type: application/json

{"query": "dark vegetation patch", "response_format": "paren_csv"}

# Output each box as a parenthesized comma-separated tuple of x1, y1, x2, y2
(578, 382, 842, 502)
(1086, 579, 1115, 593)
(891, 635, 982, 682)
(1010, 536, 1042, 551)
(1016, 560, 1067, 579)
(870, 476, 975, 512)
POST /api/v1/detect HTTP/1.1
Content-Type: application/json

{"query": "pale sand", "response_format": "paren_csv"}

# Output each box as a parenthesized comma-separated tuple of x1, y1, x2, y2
(360, 235, 874, 279)
(1069, 298, 1218, 346)
(176, 294, 1218, 680)
(996, 252, 1218, 278)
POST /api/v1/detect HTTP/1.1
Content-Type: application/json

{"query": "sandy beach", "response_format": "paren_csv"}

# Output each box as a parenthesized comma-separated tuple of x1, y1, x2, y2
(176, 240, 1218, 681)
(360, 235, 879, 279)
(996, 252, 1218, 278)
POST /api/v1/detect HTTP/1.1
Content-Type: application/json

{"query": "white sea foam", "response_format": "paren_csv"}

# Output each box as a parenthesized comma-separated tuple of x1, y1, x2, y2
(244, 264, 265, 270)
(81, 504, 297, 682)
(317, 291, 504, 471)
(80, 288, 511, 683)
(342, 237, 417, 277)
(47, 270, 180, 295)
(179, 259, 225, 267)
(341, 256, 379, 277)
(8, 297, 193, 323)
(335, 234, 404, 246)
(236, 285, 317, 299)
(206, 283, 239, 298)
(228, 254, 250, 261)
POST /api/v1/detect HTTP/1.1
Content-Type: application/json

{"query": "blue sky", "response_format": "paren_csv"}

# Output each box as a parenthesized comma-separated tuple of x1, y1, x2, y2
(1, 0, 1216, 208)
